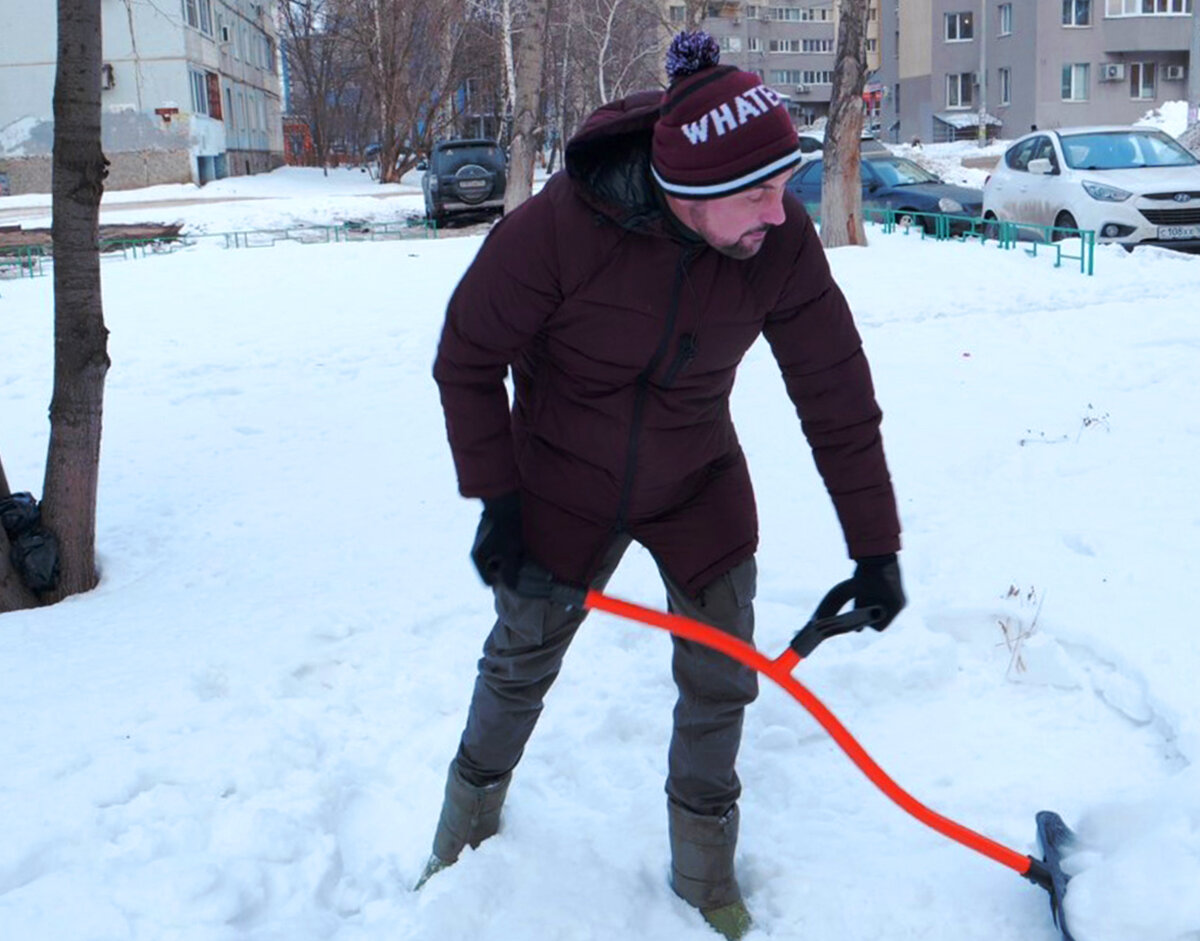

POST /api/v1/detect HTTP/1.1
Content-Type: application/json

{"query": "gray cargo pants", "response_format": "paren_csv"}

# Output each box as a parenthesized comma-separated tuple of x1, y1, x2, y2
(456, 535, 759, 816)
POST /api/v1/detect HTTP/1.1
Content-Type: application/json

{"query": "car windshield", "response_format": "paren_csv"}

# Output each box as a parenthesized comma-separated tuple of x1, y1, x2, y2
(868, 157, 939, 186)
(1059, 130, 1198, 170)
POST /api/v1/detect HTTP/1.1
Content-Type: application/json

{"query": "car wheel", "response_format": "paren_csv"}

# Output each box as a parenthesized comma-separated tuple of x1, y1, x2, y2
(983, 212, 1001, 241)
(1052, 211, 1078, 242)
(898, 209, 934, 235)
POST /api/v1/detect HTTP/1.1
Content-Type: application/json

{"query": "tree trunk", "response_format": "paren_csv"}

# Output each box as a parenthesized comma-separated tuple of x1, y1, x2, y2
(42, 0, 110, 602)
(505, 0, 549, 212)
(820, 0, 869, 248)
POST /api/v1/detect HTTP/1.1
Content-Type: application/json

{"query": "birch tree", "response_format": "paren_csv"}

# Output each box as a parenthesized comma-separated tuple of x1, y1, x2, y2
(819, 0, 869, 248)
(504, 0, 549, 211)
(279, 0, 354, 170)
(344, 0, 469, 182)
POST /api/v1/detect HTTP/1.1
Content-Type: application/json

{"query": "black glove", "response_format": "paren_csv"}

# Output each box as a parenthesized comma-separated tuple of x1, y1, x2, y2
(470, 492, 524, 589)
(853, 553, 905, 631)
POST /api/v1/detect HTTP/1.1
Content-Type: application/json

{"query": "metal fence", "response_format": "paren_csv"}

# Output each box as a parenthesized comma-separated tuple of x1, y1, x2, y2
(820, 206, 1097, 276)
(0, 217, 439, 279)
(3, 212, 1096, 281)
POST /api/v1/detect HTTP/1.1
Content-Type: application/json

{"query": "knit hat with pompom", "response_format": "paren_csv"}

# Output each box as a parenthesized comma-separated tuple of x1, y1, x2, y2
(652, 31, 800, 199)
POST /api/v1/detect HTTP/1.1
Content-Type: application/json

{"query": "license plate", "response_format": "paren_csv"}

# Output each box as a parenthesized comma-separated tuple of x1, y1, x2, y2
(1158, 224, 1200, 240)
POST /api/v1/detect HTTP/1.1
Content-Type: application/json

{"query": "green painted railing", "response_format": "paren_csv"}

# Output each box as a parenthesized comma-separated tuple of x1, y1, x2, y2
(221, 217, 437, 248)
(0, 245, 45, 278)
(0, 218, 439, 277)
(806, 204, 1096, 276)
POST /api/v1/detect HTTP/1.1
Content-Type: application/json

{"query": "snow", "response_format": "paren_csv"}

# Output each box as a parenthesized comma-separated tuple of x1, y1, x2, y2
(1135, 100, 1191, 139)
(3, 166, 1200, 941)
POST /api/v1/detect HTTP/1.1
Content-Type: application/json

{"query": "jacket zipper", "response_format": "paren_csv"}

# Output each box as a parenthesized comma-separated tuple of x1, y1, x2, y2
(660, 332, 698, 389)
(614, 245, 697, 530)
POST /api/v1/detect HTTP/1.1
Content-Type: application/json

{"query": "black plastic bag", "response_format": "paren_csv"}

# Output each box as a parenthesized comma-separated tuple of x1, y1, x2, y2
(1, 492, 61, 593)
(0, 492, 40, 537)
(11, 529, 60, 593)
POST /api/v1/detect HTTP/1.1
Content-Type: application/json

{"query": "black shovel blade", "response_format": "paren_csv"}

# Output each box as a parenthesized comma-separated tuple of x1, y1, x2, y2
(1033, 810, 1078, 941)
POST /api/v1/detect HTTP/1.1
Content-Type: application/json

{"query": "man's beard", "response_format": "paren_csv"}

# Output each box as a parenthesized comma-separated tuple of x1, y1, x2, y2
(709, 227, 769, 259)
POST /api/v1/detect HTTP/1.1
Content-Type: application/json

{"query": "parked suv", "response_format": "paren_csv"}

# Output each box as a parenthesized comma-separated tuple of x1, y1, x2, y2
(982, 126, 1200, 250)
(421, 139, 507, 224)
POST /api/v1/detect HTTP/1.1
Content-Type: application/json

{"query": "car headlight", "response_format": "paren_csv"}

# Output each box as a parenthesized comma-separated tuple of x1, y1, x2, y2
(937, 197, 964, 213)
(1081, 181, 1131, 202)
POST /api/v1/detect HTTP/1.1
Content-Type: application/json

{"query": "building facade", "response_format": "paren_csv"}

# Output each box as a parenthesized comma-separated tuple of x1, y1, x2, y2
(671, 1, 883, 127)
(0, 0, 284, 195)
(876, 0, 1194, 144)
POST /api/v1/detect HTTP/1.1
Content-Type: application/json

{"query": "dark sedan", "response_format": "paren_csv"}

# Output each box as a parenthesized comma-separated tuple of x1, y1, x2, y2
(787, 155, 984, 234)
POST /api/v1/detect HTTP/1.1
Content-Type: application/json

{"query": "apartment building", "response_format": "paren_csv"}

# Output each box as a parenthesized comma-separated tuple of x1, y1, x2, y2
(875, 0, 1194, 144)
(0, 0, 283, 196)
(672, 1, 883, 127)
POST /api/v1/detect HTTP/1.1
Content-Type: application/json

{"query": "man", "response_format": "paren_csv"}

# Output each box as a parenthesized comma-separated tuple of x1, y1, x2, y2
(422, 31, 905, 940)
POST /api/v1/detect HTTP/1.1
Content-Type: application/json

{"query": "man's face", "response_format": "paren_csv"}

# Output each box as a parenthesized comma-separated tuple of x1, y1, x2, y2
(667, 168, 792, 259)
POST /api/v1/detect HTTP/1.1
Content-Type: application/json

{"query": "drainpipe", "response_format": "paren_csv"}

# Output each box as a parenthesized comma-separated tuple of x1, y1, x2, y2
(977, 0, 987, 147)
(1189, 2, 1199, 129)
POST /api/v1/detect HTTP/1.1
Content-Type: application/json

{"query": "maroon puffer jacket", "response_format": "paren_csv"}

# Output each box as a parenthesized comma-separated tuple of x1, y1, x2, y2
(433, 91, 900, 595)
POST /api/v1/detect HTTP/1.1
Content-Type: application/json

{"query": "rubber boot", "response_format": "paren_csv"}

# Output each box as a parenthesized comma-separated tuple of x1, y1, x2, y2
(413, 759, 512, 890)
(668, 800, 753, 940)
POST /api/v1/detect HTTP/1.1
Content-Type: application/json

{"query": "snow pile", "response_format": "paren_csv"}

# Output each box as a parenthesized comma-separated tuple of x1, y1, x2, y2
(1, 170, 1200, 941)
(1135, 99, 1190, 139)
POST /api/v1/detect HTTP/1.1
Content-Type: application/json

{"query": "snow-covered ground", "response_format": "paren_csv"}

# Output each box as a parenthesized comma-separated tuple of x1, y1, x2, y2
(2, 160, 1200, 941)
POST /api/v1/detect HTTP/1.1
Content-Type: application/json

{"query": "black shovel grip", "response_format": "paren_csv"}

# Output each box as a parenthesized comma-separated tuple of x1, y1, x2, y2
(789, 579, 885, 659)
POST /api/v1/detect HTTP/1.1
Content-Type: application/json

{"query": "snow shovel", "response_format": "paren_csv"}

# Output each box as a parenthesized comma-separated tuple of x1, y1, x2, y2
(539, 575, 1078, 940)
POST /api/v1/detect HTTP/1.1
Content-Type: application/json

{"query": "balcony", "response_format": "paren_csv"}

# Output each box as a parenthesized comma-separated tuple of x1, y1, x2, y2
(1102, 16, 1192, 53)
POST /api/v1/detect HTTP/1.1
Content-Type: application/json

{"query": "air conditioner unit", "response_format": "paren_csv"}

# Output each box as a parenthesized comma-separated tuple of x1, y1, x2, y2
(796, 84, 811, 94)
(1099, 63, 1126, 82)
(1164, 64, 1186, 81)
(732, 16, 741, 25)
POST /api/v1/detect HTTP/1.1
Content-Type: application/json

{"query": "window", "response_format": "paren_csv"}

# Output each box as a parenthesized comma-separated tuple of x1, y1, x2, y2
(770, 69, 805, 84)
(998, 67, 1012, 104)
(946, 72, 974, 107)
(866, 37, 878, 52)
(748, 37, 762, 51)
(1130, 62, 1156, 97)
(183, 0, 213, 33)
(999, 3, 1012, 34)
(801, 7, 831, 20)
(769, 38, 802, 53)
(189, 69, 209, 115)
(767, 6, 803, 20)
(802, 38, 835, 52)
(1062, 0, 1091, 24)
(1062, 63, 1090, 100)
(720, 35, 743, 52)
(1106, 0, 1190, 13)
(746, 5, 761, 17)
(945, 11, 974, 40)
(669, 4, 685, 22)
(802, 70, 834, 84)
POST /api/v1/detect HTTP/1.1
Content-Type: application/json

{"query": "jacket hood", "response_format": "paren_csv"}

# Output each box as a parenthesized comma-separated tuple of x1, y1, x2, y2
(565, 90, 665, 227)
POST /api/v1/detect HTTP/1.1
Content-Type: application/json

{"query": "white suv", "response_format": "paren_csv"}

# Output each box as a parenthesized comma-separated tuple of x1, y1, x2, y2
(982, 126, 1200, 250)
